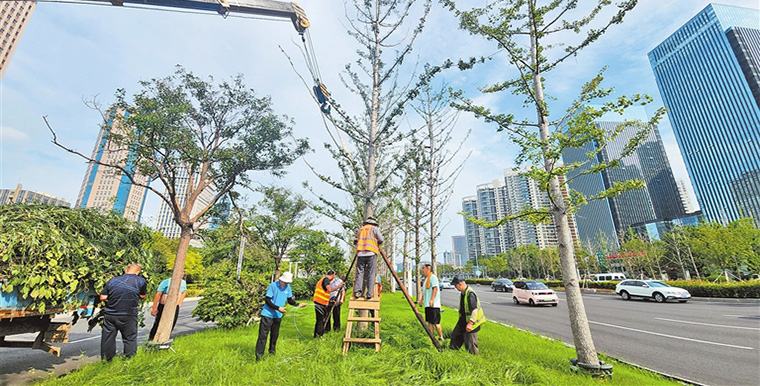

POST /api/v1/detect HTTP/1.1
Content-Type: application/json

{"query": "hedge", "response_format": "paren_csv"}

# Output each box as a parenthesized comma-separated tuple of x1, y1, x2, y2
(543, 279, 759, 298)
(466, 278, 760, 298)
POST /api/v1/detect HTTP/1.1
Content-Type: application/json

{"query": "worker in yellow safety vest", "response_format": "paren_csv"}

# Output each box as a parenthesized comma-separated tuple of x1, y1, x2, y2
(353, 217, 387, 300)
(313, 270, 342, 338)
(450, 275, 486, 355)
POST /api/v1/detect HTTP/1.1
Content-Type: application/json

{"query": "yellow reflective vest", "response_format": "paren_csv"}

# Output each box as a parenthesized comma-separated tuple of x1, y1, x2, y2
(355, 224, 380, 254)
(463, 286, 486, 329)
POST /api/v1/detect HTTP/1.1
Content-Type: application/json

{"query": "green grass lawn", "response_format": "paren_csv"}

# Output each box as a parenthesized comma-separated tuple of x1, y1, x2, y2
(40, 293, 677, 385)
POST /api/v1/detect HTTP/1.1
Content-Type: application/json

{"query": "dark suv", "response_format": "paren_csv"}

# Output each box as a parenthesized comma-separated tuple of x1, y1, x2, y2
(491, 278, 514, 292)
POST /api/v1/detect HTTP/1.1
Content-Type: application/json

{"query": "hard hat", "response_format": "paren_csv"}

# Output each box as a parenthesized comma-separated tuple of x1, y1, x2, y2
(365, 216, 378, 225)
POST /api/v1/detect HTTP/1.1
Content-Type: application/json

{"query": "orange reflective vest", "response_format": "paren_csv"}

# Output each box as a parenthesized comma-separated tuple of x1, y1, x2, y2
(355, 224, 380, 254)
(313, 276, 331, 305)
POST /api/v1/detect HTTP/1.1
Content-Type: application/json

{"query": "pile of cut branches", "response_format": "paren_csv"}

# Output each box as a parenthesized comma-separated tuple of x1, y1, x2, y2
(0, 205, 160, 313)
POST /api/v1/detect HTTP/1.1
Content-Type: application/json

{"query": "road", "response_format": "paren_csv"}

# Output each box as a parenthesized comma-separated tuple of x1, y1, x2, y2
(441, 285, 760, 386)
(0, 298, 213, 385)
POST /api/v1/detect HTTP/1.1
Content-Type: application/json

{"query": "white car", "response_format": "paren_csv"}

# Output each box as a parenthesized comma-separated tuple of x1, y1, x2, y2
(615, 280, 691, 303)
(440, 279, 455, 289)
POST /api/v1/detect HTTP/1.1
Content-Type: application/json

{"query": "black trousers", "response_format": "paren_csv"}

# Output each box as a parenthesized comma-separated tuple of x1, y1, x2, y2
(325, 301, 342, 331)
(255, 316, 282, 360)
(314, 303, 329, 337)
(449, 319, 479, 355)
(148, 303, 180, 341)
(101, 313, 138, 361)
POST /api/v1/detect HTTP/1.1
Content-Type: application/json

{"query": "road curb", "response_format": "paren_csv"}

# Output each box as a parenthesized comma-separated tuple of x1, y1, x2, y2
(489, 319, 707, 386)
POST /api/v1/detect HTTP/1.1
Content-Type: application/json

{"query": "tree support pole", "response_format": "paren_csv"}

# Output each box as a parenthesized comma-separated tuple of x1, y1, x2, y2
(377, 249, 442, 351)
(322, 253, 358, 331)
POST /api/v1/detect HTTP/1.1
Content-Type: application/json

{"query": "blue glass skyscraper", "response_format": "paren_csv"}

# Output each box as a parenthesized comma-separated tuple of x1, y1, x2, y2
(75, 108, 149, 222)
(649, 4, 760, 226)
(562, 106, 684, 248)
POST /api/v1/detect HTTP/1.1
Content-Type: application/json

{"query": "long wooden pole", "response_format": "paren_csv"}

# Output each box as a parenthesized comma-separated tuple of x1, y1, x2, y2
(378, 248, 442, 351)
(322, 253, 358, 331)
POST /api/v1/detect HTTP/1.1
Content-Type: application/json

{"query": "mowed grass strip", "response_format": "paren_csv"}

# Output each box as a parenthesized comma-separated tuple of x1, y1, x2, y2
(40, 293, 676, 385)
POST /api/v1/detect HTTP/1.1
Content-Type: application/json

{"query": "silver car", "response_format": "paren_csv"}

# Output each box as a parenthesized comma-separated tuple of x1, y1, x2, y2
(615, 280, 691, 303)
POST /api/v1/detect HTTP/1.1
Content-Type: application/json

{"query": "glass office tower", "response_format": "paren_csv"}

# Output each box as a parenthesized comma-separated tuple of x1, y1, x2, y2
(649, 4, 760, 226)
(562, 106, 684, 248)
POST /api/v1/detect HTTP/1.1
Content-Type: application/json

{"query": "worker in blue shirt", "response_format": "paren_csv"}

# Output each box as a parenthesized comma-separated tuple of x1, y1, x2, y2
(256, 272, 305, 360)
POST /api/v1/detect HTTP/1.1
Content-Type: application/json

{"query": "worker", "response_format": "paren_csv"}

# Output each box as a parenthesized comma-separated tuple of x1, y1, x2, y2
(314, 270, 342, 337)
(449, 275, 486, 355)
(148, 270, 187, 341)
(353, 217, 387, 300)
(256, 272, 305, 361)
(418, 263, 443, 341)
(325, 272, 346, 332)
(99, 263, 147, 361)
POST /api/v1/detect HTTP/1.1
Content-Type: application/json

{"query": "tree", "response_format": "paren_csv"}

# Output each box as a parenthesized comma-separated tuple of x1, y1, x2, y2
(619, 230, 665, 279)
(301, 0, 431, 233)
(690, 219, 760, 278)
(412, 83, 471, 274)
(249, 186, 313, 280)
(290, 229, 347, 278)
(661, 225, 699, 279)
(151, 232, 203, 282)
(47, 66, 308, 343)
(442, 0, 659, 368)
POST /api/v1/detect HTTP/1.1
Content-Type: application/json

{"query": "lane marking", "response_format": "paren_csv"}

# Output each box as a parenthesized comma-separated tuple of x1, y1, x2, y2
(588, 320, 755, 350)
(655, 317, 760, 331)
(724, 314, 760, 318)
(68, 336, 100, 344)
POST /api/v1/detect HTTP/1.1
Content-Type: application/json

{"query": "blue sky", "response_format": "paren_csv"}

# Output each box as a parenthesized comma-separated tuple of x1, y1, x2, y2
(1, 0, 757, 261)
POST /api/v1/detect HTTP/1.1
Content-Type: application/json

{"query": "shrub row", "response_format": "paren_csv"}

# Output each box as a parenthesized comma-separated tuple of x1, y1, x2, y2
(667, 280, 760, 298)
(543, 279, 760, 297)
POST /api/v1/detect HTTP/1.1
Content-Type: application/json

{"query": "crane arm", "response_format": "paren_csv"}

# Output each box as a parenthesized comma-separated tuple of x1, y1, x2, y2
(78, 0, 309, 32)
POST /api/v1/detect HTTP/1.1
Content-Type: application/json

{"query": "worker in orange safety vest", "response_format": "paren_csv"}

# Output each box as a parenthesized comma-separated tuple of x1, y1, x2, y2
(313, 270, 343, 337)
(353, 217, 387, 300)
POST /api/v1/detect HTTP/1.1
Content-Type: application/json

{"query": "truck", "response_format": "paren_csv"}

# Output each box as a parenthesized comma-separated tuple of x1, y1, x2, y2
(0, 279, 97, 356)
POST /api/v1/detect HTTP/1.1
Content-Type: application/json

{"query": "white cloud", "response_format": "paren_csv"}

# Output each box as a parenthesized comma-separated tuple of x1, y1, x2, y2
(0, 126, 30, 141)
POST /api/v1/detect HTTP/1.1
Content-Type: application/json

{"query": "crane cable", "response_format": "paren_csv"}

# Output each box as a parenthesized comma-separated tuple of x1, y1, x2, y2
(299, 29, 356, 165)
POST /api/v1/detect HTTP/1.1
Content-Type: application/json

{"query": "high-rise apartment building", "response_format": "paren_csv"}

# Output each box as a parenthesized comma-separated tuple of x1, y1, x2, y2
(1, 183, 70, 207)
(75, 108, 149, 223)
(154, 166, 217, 239)
(649, 4, 760, 227)
(462, 169, 574, 259)
(562, 106, 684, 248)
(0, 0, 35, 79)
(451, 235, 467, 267)
(441, 251, 453, 266)
(677, 179, 698, 214)
(461, 196, 482, 260)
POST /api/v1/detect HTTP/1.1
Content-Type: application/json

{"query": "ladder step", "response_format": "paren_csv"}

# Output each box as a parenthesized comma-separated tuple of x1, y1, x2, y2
(346, 316, 381, 322)
(343, 338, 381, 343)
(347, 300, 380, 310)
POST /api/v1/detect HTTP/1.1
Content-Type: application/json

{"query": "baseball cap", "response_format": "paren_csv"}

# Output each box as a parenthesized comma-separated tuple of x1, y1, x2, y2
(280, 272, 294, 283)
(450, 275, 465, 286)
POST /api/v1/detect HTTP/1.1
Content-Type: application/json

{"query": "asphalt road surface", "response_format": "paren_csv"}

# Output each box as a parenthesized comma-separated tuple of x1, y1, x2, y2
(0, 298, 213, 385)
(441, 285, 760, 386)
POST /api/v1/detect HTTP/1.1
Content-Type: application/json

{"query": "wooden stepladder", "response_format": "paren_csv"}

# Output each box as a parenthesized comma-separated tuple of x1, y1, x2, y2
(342, 296, 381, 355)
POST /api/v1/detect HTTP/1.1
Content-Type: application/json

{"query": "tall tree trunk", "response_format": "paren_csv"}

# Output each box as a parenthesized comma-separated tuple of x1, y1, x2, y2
(428, 115, 437, 274)
(415, 181, 422, 300)
(152, 223, 191, 343)
(530, 20, 599, 366)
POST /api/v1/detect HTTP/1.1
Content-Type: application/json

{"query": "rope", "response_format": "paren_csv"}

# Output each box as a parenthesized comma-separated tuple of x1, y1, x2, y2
(292, 303, 314, 339)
